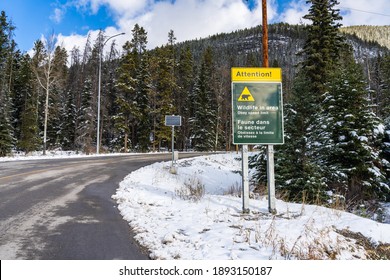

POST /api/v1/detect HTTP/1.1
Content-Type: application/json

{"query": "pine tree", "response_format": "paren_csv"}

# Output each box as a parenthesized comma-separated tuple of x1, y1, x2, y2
(148, 31, 178, 152)
(19, 101, 40, 154)
(75, 78, 94, 154)
(149, 46, 175, 151)
(61, 46, 82, 150)
(115, 24, 150, 151)
(16, 54, 40, 153)
(379, 55, 390, 187)
(176, 46, 194, 150)
(190, 47, 217, 151)
(268, 0, 345, 202)
(61, 90, 76, 150)
(101, 41, 121, 150)
(377, 55, 390, 119)
(48, 46, 68, 149)
(135, 51, 151, 152)
(382, 116, 390, 192)
(316, 50, 389, 203)
(9, 49, 26, 144)
(0, 112, 13, 156)
(0, 11, 16, 156)
(275, 74, 327, 202)
(301, 0, 344, 96)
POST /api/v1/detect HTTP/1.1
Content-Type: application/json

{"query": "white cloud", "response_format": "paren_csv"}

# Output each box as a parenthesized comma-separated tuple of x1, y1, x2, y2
(57, 0, 271, 52)
(124, 0, 258, 47)
(72, 0, 150, 17)
(275, 0, 390, 26)
(50, 8, 66, 24)
(57, 32, 94, 54)
(276, 0, 309, 24)
(338, 0, 390, 26)
(55, 0, 390, 58)
(115, 0, 271, 48)
(56, 27, 127, 61)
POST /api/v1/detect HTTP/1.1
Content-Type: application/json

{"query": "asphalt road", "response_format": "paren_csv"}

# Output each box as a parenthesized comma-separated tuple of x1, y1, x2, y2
(0, 153, 202, 260)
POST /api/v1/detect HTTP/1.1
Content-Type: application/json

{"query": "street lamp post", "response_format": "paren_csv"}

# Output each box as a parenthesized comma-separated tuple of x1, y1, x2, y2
(97, 32, 125, 154)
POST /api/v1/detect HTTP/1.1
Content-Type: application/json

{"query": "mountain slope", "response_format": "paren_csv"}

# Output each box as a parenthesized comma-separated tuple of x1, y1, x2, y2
(341, 25, 390, 50)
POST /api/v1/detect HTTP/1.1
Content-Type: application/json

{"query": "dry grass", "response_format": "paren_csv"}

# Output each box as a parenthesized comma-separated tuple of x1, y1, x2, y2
(238, 213, 371, 260)
(175, 177, 205, 202)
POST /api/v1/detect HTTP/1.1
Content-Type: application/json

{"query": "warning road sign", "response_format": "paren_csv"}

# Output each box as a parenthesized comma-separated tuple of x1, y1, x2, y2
(231, 67, 284, 145)
(238, 86, 255, 102)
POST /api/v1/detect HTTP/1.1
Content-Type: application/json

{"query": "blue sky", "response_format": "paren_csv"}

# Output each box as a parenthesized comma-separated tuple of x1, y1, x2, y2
(0, 0, 389, 53)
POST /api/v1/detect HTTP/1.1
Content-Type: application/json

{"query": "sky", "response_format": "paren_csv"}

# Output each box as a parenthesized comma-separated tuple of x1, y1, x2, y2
(1, 0, 389, 54)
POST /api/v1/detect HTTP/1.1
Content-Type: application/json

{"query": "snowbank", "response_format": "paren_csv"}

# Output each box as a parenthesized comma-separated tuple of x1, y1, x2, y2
(113, 153, 390, 260)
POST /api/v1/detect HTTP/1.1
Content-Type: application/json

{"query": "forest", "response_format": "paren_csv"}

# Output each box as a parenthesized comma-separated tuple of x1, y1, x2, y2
(1, 0, 390, 212)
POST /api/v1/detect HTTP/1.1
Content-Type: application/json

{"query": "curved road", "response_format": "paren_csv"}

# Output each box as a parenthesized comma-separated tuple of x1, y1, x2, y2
(0, 153, 201, 260)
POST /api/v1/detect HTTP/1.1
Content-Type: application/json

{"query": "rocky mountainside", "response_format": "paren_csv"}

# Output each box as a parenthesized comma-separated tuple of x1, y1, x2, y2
(174, 23, 389, 94)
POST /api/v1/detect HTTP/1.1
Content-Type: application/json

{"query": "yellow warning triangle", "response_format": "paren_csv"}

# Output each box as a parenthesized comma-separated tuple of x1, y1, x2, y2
(238, 86, 255, 102)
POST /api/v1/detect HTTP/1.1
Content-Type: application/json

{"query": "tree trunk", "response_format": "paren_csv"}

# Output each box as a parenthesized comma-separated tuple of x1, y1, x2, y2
(43, 86, 49, 155)
(124, 133, 128, 153)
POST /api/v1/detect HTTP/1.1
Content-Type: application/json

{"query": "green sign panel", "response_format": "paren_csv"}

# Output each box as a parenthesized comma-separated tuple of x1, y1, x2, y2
(232, 82, 284, 144)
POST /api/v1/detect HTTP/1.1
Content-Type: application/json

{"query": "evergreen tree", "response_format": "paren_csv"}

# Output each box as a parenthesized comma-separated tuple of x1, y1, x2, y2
(151, 32, 178, 151)
(0, 11, 16, 156)
(75, 78, 94, 154)
(135, 51, 151, 152)
(316, 50, 389, 203)
(114, 45, 135, 151)
(71, 35, 96, 154)
(16, 54, 40, 153)
(176, 46, 194, 150)
(10, 50, 24, 143)
(61, 90, 77, 150)
(0, 112, 13, 156)
(377, 55, 390, 119)
(275, 74, 327, 202)
(271, 0, 344, 202)
(301, 0, 344, 96)
(101, 41, 121, 150)
(379, 55, 390, 186)
(115, 24, 150, 151)
(62, 46, 82, 150)
(48, 46, 68, 149)
(149, 46, 176, 151)
(382, 117, 390, 190)
(190, 47, 217, 151)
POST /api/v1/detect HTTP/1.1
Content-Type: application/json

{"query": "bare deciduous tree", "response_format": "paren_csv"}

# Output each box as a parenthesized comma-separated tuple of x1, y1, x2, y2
(32, 33, 58, 155)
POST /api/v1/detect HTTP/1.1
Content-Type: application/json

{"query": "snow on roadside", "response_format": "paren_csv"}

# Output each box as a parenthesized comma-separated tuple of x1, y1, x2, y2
(113, 153, 390, 260)
(0, 151, 101, 162)
(0, 150, 158, 162)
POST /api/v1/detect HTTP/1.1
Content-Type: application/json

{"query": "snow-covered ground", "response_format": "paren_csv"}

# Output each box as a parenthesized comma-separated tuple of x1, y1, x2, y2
(2, 151, 389, 260)
(113, 153, 390, 260)
(0, 150, 160, 162)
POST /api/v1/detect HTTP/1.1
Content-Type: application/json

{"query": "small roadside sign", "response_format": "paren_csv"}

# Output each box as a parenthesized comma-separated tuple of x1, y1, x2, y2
(165, 115, 182, 126)
(165, 115, 182, 173)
